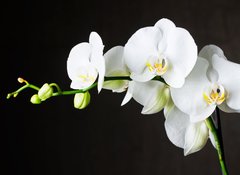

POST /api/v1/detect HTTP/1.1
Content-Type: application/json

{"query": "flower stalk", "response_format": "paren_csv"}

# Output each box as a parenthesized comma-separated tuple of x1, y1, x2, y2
(205, 113, 229, 175)
(7, 81, 40, 99)
(6, 76, 131, 99)
(7, 76, 165, 99)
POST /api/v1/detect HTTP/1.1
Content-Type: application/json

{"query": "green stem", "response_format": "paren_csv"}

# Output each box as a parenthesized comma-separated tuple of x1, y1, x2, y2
(7, 84, 40, 99)
(7, 75, 165, 98)
(52, 76, 135, 96)
(205, 117, 229, 175)
(50, 83, 62, 93)
(52, 82, 98, 96)
(215, 107, 226, 161)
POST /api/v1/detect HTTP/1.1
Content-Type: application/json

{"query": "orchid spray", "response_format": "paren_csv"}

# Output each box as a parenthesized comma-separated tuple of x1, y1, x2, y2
(8, 18, 240, 175)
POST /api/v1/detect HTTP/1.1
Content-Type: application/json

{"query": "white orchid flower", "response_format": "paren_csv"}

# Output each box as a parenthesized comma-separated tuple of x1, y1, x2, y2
(103, 46, 130, 93)
(123, 18, 197, 88)
(164, 97, 210, 155)
(171, 45, 240, 123)
(122, 80, 210, 155)
(67, 32, 105, 92)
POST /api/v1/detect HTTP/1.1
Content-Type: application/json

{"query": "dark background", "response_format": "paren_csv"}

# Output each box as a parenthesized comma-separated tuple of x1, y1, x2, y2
(2, 0, 240, 174)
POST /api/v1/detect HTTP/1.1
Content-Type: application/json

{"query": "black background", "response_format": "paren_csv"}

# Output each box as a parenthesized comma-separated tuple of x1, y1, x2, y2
(2, 0, 240, 175)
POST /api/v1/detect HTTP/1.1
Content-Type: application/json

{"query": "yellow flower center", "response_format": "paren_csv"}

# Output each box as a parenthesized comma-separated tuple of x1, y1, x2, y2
(203, 84, 226, 105)
(146, 58, 168, 76)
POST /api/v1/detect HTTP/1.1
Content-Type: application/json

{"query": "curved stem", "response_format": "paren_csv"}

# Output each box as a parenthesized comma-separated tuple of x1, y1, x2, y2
(7, 75, 165, 98)
(51, 76, 165, 96)
(50, 83, 62, 93)
(7, 84, 40, 99)
(205, 116, 229, 175)
(52, 82, 98, 96)
(52, 76, 133, 96)
(215, 107, 226, 161)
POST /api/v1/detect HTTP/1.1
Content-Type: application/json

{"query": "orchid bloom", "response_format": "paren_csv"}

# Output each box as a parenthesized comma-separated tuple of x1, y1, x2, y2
(67, 32, 105, 92)
(164, 97, 210, 155)
(121, 80, 210, 155)
(171, 45, 240, 123)
(103, 46, 130, 93)
(123, 18, 197, 88)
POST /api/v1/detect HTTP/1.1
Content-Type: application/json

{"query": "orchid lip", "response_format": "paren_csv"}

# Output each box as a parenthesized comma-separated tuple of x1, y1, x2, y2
(78, 74, 95, 83)
(203, 83, 226, 105)
(146, 56, 168, 76)
(74, 66, 98, 85)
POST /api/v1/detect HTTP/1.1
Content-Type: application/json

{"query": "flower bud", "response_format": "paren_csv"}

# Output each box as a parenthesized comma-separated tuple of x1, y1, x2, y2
(30, 94, 42, 104)
(38, 83, 53, 101)
(74, 92, 90, 109)
(18, 77, 27, 84)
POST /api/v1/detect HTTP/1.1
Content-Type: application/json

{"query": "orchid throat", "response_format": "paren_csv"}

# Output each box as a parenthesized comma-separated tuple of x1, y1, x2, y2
(203, 84, 226, 105)
(146, 57, 168, 76)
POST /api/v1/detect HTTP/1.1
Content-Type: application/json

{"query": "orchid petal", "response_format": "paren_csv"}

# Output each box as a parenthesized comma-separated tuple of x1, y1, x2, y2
(184, 122, 209, 156)
(89, 32, 105, 93)
(199, 44, 226, 61)
(103, 80, 128, 93)
(164, 98, 190, 148)
(162, 27, 197, 88)
(130, 71, 155, 82)
(104, 46, 129, 76)
(89, 31, 104, 53)
(171, 57, 215, 122)
(103, 46, 129, 92)
(161, 67, 185, 88)
(154, 18, 175, 52)
(69, 63, 98, 89)
(211, 54, 240, 110)
(95, 59, 106, 93)
(142, 86, 169, 114)
(70, 81, 84, 90)
(198, 45, 222, 83)
(124, 27, 162, 81)
(127, 81, 167, 114)
(67, 43, 91, 81)
(154, 18, 176, 35)
(121, 81, 134, 106)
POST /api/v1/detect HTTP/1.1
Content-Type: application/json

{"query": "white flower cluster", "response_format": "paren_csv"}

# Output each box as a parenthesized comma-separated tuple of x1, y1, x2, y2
(67, 18, 240, 155)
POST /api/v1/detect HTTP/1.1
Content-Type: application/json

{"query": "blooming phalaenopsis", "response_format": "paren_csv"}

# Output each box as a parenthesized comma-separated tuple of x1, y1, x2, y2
(171, 45, 240, 122)
(67, 32, 105, 92)
(123, 18, 197, 88)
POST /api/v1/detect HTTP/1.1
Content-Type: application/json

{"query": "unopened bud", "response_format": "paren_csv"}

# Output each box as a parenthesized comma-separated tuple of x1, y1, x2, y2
(30, 94, 42, 104)
(38, 83, 53, 101)
(74, 92, 90, 109)
(18, 77, 25, 83)
(7, 94, 11, 99)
